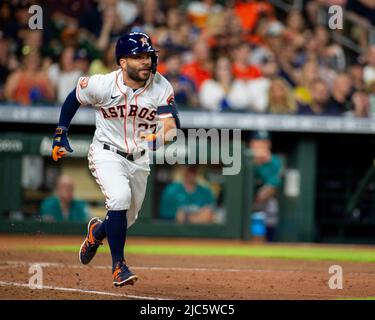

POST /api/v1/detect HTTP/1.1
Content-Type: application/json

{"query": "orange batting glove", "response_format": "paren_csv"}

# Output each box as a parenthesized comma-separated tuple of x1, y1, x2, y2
(51, 127, 73, 162)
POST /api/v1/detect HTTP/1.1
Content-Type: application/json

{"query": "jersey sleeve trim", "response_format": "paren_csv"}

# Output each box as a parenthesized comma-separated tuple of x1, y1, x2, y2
(157, 103, 180, 128)
(157, 104, 176, 114)
(158, 113, 173, 119)
(75, 85, 84, 105)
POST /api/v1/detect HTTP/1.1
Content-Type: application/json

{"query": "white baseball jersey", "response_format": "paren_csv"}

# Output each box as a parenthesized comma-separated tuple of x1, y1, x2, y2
(76, 69, 176, 227)
(76, 69, 175, 156)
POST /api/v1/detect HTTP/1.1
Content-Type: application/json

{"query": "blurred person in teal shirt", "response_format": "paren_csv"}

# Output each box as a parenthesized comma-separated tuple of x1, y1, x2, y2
(40, 175, 90, 222)
(159, 165, 216, 224)
(249, 131, 283, 241)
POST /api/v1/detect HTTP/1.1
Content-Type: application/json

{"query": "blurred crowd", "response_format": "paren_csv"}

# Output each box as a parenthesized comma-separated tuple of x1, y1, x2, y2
(0, 0, 375, 118)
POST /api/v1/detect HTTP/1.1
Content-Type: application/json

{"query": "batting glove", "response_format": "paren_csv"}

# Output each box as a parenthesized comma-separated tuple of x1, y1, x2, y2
(52, 127, 73, 162)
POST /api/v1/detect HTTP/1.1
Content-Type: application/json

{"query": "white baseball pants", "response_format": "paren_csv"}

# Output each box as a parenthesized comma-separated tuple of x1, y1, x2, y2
(88, 142, 150, 228)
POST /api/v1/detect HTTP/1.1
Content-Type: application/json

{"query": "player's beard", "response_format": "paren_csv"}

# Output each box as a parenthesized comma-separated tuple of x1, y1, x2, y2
(126, 65, 151, 82)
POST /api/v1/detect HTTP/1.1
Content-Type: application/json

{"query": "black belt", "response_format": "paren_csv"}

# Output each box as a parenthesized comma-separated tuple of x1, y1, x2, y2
(103, 144, 145, 161)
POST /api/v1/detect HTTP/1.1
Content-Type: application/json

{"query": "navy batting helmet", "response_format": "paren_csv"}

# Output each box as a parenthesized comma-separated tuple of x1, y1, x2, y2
(115, 32, 158, 74)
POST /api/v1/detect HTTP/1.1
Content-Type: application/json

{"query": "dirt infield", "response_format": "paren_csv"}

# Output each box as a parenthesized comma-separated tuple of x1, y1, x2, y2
(1, 235, 375, 300)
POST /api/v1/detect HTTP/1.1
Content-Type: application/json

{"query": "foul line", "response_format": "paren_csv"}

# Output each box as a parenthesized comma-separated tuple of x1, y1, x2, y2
(0, 280, 172, 300)
(1, 261, 301, 273)
(0, 279, 352, 300)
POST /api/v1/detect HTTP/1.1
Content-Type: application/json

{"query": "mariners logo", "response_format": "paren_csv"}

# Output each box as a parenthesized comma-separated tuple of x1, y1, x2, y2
(140, 37, 149, 47)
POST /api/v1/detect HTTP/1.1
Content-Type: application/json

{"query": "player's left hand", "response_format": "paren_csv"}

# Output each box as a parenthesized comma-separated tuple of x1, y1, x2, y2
(52, 127, 73, 162)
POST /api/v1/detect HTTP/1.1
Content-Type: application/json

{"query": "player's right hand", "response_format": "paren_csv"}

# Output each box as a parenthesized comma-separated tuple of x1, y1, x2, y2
(52, 127, 73, 162)
(140, 133, 160, 151)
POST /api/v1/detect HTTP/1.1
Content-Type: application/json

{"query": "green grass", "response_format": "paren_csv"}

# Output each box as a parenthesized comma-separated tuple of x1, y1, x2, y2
(21, 244, 375, 263)
(339, 297, 375, 300)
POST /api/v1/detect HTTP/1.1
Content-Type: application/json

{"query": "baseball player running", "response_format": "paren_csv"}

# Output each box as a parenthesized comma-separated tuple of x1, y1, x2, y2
(51, 31, 180, 287)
